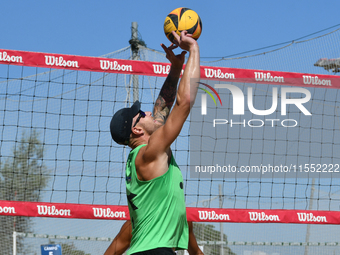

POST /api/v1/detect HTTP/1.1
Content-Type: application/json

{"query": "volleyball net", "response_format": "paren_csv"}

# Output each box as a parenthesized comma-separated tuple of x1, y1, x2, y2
(1, 27, 340, 255)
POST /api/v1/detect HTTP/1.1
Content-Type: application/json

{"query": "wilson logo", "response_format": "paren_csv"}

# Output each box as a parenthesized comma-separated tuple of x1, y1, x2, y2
(45, 56, 79, 68)
(152, 64, 184, 75)
(0, 51, 23, 63)
(0, 206, 16, 214)
(198, 210, 230, 221)
(92, 208, 126, 218)
(37, 205, 71, 216)
(248, 212, 280, 222)
(153, 64, 171, 75)
(204, 68, 235, 79)
(100, 60, 132, 72)
(297, 212, 327, 223)
(254, 72, 284, 83)
(303, 75, 331, 86)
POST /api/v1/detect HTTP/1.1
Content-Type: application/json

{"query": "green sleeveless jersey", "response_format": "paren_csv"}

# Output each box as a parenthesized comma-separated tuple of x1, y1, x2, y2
(125, 144, 188, 254)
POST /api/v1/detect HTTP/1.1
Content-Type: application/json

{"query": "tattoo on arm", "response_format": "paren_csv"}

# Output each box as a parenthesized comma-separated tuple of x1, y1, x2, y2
(153, 73, 179, 124)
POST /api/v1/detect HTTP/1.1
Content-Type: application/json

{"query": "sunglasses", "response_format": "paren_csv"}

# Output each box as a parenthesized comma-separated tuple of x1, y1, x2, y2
(133, 110, 146, 127)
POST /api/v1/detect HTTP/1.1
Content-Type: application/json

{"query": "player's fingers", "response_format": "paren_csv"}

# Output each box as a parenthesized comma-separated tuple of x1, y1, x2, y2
(160, 43, 169, 53)
(169, 43, 178, 50)
(180, 51, 187, 61)
(181, 30, 188, 36)
(171, 31, 180, 45)
(160, 44, 173, 60)
(174, 51, 186, 60)
(180, 30, 193, 38)
(167, 44, 177, 53)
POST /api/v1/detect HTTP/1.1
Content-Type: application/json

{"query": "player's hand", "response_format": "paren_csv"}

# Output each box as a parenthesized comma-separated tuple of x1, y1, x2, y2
(171, 31, 198, 52)
(161, 43, 186, 69)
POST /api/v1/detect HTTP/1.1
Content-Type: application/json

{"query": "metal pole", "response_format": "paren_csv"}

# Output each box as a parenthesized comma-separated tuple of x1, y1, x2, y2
(219, 184, 224, 255)
(131, 22, 139, 102)
(304, 178, 315, 255)
(13, 231, 16, 255)
(13, 191, 17, 255)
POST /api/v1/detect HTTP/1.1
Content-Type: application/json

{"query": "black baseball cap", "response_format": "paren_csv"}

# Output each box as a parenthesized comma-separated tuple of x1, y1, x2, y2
(110, 101, 141, 145)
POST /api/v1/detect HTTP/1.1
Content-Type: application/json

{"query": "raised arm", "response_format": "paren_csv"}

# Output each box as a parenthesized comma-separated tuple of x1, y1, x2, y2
(146, 31, 200, 155)
(153, 44, 186, 125)
(134, 31, 200, 180)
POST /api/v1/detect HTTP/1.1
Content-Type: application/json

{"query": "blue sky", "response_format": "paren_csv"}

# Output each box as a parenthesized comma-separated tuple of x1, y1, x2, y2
(1, 0, 340, 59)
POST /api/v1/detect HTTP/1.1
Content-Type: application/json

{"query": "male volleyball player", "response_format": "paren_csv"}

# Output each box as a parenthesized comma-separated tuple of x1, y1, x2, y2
(104, 220, 203, 255)
(110, 31, 200, 255)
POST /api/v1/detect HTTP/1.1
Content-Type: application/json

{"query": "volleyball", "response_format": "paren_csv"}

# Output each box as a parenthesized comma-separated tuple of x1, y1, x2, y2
(164, 7, 202, 43)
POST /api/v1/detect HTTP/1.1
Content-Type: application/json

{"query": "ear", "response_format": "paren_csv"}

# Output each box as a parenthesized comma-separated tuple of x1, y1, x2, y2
(131, 126, 144, 136)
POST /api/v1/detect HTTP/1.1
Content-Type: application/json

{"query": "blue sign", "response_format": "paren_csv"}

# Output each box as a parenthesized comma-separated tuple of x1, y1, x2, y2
(41, 244, 62, 255)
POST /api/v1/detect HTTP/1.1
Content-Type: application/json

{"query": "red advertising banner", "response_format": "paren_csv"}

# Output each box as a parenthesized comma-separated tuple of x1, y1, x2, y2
(1, 200, 339, 224)
(0, 200, 129, 220)
(1, 49, 340, 89)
